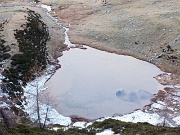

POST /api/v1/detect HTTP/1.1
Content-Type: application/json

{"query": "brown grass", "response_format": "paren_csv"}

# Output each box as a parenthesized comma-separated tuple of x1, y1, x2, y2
(49, 0, 180, 74)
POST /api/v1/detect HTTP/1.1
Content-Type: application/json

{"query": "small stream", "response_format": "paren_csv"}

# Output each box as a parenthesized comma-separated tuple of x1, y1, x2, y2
(45, 28, 164, 119)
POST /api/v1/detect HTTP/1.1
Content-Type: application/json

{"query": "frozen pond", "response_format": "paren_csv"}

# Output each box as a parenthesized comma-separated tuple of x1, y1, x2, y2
(45, 45, 163, 119)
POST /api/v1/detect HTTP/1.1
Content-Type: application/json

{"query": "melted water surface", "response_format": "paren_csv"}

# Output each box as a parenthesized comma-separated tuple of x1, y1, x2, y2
(46, 46, 163, 119)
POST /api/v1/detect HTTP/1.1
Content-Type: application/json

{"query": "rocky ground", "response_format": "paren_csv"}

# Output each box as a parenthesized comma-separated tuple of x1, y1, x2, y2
(0, 0, 180, 127)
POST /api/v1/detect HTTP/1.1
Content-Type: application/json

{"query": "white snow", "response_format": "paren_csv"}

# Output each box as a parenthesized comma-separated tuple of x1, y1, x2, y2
(95, 110, 161, 126)
(41, 4, 51, 12)
(151, 103, 164, 109)
(86, 122, 93, 127)
(94, 108, 180, 127)
(64, 27, 76, 47)
(73, 122, 86, 128)
(96, 116, 112, 122)
(96, 129, 115, 135)
(0, 101, 9, 108)
(52, 127, 60, 131)
(174, 85, 180, 88)
(23, 65, 71, 126)
(157, 101, 166, 105)
(173, 117, 180, 125)
(113, 110, 161, 125)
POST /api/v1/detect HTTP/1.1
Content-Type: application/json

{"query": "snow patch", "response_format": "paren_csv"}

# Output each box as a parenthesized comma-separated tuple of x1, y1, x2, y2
(73, 122, 86, 128)
(64, 27, 76, 47)
(151, 103, 164, 109)
(174, 84, 180, 88)
(96, 116, 112, 122)
(0, 101, 9, 108)
(113, 110, 161, 125)
(173, 117, 180, 126)
(41, 4, 51, 12)
(52, 127, 60, 131)
(23, 65, 71, 126)
(157, 101, 166, 105)
(96, 129, 115, 135)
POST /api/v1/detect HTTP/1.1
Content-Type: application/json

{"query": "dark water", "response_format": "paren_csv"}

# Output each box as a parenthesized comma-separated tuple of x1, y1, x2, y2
(45, 46, 163, 119)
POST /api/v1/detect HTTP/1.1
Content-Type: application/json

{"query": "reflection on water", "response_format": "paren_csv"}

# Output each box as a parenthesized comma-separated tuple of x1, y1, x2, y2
(45, 46, 163, 119)
(116, 89, 154, 103)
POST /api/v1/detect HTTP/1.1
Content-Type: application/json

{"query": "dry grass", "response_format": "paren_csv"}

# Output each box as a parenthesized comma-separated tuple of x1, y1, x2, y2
(48, 0, 180, 74)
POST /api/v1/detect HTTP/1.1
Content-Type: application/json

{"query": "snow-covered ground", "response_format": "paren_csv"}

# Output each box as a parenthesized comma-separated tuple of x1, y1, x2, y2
(22, 65, 71, 126)
(96, 129, 116, 135)
(41, 4, 51, 12)
(0, 101, 9, 109)
(113, 110, 161, 125)
(95, 110, 160, 125)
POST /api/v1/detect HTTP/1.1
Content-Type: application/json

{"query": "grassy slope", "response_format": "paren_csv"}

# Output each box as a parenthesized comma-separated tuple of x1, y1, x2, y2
(51, 0, 180, 74)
